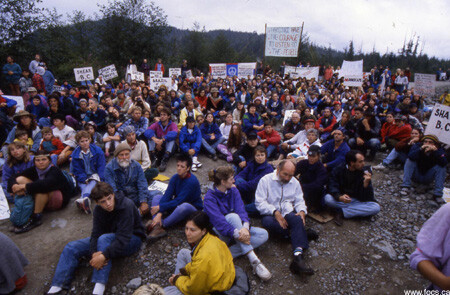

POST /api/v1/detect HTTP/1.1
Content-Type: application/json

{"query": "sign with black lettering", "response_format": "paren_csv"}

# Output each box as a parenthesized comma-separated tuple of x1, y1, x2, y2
(425, 103, 450, 145)
(74, 67, 94, 82)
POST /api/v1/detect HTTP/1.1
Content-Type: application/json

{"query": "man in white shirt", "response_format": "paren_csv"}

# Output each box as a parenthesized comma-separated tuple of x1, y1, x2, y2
(255, 160, 314, 276)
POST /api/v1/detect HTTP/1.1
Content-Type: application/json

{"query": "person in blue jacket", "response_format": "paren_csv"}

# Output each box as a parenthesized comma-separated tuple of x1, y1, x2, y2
(242, 103, 264, 135)
(204, 165, 272, 281)
(320, 128, 351, 172)
(42, 66, 55, 96)
(266, 93, 283, 122)
(235, 146, 274, 215)
(179, 116, 202, 171)
(200, 112, 225, 161)
(2, 56, 22, 96)
(70, 131, 106, 214)
(147, 154, 202, 241)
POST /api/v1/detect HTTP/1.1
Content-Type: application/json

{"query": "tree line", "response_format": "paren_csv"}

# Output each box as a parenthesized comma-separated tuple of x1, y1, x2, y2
(1, 0, 449, 85)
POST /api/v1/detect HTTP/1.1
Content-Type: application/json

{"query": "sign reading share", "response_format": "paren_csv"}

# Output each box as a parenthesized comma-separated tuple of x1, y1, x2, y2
(426, 103, 450, 145)
(74, 67, 94, 82)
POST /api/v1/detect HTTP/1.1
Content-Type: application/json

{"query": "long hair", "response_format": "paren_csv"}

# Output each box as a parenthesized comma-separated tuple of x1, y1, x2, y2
(227, 123, 244, 149)
(7, 142, 31, 167)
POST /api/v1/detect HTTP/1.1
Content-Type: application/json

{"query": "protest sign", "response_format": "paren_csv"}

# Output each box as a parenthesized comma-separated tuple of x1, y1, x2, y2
(0, 187, 10, 220)
(131, 71, 145, 82)
(148, 180, 168, 194)
(185, 70, 193, 79)
(209, 63, 227, 79)
(4, 95, 24, 111)
(150, 71, 163, 79)
(414, 73, 435, 97)
(169, 68, 182, 77)
(74, 67, 94, 82)
(425, 103, 450, 145)
(265, 27, 301, 57)
(285, 66, 319, 80)
(150, 77, 172, 92)
(98, 64, 118, 81)
(53, 85, 62, 92)
(339, 60, 363, 87)
(237, 63, 256, 78)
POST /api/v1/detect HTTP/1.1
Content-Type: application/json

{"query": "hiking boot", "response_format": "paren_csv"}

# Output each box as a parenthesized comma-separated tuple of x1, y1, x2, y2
(159, 156, 169, 172)
(373, 163, 386, 170)
(289, 254, 314, 276)
(14, 214, 43, 234)
(251, 260, 272, 281)
(148, 224, 167, 241)
(75, 197, 91, 214)
(334, 209, 344, 226)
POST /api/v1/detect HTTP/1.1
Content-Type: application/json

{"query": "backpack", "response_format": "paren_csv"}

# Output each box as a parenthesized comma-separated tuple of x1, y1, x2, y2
(10, 195, 34, 227)
(61, 170, 78, 195)
(223, 266, 250, 295)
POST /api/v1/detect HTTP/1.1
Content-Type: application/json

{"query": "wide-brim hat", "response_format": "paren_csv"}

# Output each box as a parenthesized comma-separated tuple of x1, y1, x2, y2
(13, 110, 35, 122)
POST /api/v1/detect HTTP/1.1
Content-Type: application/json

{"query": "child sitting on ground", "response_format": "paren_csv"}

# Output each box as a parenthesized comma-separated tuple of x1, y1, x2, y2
(102, 123, 120, 157)
(39, 127, 65, 155)
(14, 129, 33, 151)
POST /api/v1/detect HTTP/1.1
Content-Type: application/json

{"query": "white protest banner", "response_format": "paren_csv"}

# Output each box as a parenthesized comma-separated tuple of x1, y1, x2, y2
(98, 64, 118, 81)
(265, 27, 301, 57)
(237, 63, 257, 79)
(150, 71, 163, 79)
(425, 103, 450, 145)
(150, 77, 172, 92)
(185, 70, 193, 79)
(339, 60, 363, 87)
(0, 187, 10, 220)
(74, 67, 94, 82)
(169, 68, 182, 77)
(285, 66, 319, 80)
(4, 95, 24, 111)
(148, 180, 168, 195)
(284, 66, 298, 77)
(209, 63, 227, 79)
(414, 73, 435, 97)
(130, 71, 145, 82)
(283, 110, 296, 126)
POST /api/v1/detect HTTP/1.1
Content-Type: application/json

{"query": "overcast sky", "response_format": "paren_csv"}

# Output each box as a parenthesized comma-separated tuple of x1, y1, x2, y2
(41, 0, 450, 59)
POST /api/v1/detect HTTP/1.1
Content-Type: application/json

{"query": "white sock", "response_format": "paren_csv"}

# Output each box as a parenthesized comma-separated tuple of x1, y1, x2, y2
(48, 286, 62, 294)
(247, 250, 259, 264)
(93, 283, 105, 295)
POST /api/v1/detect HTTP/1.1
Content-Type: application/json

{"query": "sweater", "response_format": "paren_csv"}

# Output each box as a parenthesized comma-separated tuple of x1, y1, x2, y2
(320, 139, 351, 171)
(328, 164, 375, 202)
(235, 160, 274, 195)
(295, 159, 328, 194)
(159, 173, 203, 213)
(407, 143, 448, 174)
(204, 187, 250, 238)
(89, 192, 145, 259)
(200, 122, 222, 143)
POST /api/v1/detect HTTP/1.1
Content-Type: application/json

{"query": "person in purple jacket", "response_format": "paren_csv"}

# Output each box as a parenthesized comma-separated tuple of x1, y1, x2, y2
(204, 166, 271, 281)
(410, 203, 450, 291)
(144, 107, 178, 172)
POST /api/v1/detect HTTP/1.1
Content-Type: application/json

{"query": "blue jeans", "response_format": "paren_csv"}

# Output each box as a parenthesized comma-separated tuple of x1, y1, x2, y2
(214, 213, 268, 258)
(164, 249, 192, 295)
(402, 159, 446, 196)
(201, 137, 226, 155)
(383, 149, 408, 166)
(261, 212, 308, 251)
(323, 194, 380, 218)
(152, 194, 198, 228)
(51, 233, 142, 289)
(79, 180, 98, 199)
(266, 145, 277, 158)
(148, 140, 175, 154)
(348, 137, 381, 157)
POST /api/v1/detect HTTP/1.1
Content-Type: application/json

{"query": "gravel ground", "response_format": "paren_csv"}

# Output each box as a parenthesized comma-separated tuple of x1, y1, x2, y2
(1, 151, 446, 295)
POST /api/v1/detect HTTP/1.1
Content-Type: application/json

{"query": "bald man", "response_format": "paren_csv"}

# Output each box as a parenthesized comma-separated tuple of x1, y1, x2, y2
(255, 160, 314, 276)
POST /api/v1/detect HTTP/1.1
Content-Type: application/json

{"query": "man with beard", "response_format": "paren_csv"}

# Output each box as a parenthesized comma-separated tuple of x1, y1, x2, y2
(255, 160, 314, 276)
(104, 142, 151, 216)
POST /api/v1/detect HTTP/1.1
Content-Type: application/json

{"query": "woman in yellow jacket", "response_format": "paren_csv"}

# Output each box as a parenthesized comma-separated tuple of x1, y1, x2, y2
(164, 211, 235, 295)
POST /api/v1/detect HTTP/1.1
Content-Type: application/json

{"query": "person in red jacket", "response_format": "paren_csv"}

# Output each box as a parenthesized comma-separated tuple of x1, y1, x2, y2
(380, 112, 395, 144)
(385, 114, 412, 149)
(257, 122, 281, 159)
(154, 58, 165, 75)
(39, 127, 65, 155)
(315, 107, 336, 142)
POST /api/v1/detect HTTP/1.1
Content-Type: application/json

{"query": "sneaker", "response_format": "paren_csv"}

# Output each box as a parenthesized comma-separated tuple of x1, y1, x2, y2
(289, 254, 314, 276)
(75, 197, 91, 214)
(14, 215, 43, 234)
(147, 224, 167, 241)
(373, 163, 386, 170)
(192, 157, 202, 167)
(191, 165, 198, 172)
(251, 260, 272, 281)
